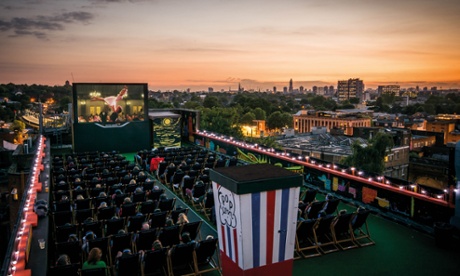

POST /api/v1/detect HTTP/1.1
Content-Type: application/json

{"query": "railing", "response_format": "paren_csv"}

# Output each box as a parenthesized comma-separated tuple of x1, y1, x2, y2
(195, 130, 456, 226)
(21, 110, 71, 133)
(1, 136, 47, 276)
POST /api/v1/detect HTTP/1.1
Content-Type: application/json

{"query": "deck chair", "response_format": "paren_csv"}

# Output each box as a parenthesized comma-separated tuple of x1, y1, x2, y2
(351, 209, 375, 247)
(171, 207, 189, 224)
(81, 220, 104, 239)
(115, 252, 141, 276)
(75, 198, 92, 210)
(48, 263, 80, 276)
(228, 158, 237, 166)
(147, 189, 164, 202)
(55, 240, 81, 264)
(110, 233, 134, 264)
(120, 203, 137, 218)
(97, 206, 116, 221)
(194, 238, 221, 275)
(127, 214, 147, 233)
(158, 198, 176, 213)
(158, 225, 181, 248)
(323, 198, 341, 216)
(301, 189, 317, 204)
(331, 213, 358, 250)
(180, 221, 202, 241)
(114, 193, 127, 208)
(200, 192, 215, 222)
(163, 166, 176, 186)
(139, 201, 156, 216)
(142, 248, 169, 276)
(150, 211, 168, 229)
(136, 228, 159, 252)
(314, 215, 339, 254)
(190, 183, 206, 209)
(93, 196, 112, 209)
(53, 210, 73, 227)
(295, 219, 321, 259)
(298, 202, 309, 218)
(168, 243, 196, 276)
(306, 201, 326, 219)
(137, 173, 148, 183)
(142, 180, 154, 192)
(171, 171, 186, 193)
(55, 223, 78, 243)
(75, 209, 94, 224)
(89, 187, 106, 198)
(104, 217, 126, 236)
(133, 191, 146, 204)
(80, 267, 109, 276)
(88, 237, 111, 266)
(125, 182, 137, 193)
(181, 176, 195, 200)
(157, 162, 168, 180)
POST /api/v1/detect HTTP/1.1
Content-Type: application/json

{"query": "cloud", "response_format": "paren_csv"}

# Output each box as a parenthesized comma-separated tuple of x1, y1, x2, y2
(0, 11, 94, 39)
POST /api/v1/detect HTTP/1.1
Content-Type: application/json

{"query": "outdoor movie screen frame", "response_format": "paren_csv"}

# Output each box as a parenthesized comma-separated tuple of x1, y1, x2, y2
(72, 83, 150, 152)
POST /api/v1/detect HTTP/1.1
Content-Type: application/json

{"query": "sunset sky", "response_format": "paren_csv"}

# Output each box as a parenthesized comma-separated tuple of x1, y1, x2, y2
(1, 0, 459, 91)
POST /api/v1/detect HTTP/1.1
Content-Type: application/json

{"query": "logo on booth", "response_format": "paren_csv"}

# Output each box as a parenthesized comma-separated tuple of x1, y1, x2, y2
(218, 186, 237, 228)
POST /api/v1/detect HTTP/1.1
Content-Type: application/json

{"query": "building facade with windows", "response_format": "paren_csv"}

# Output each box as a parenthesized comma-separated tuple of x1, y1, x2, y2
(293, 110, 371, 136)
(337, 78, 364, 102)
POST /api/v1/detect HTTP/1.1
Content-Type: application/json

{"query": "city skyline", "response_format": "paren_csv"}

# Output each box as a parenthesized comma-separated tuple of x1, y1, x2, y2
(1, 0, 459, 91)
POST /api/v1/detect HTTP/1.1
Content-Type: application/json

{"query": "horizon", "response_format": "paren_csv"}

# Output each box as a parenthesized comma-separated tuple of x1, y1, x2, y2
(1, 1, 459, 91)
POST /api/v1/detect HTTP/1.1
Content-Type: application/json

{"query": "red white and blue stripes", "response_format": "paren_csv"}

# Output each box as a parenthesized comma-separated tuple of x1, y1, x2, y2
(214, 182, 299, 270)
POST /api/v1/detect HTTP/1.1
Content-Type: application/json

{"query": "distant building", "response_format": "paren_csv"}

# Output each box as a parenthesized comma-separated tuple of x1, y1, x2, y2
(337, 78, 364, 102)
(426, 119, 460, 144)
(377, 85, 400, 96)
(273, 86, 277, 93)
(283, 87, 288, 93)
(208, 87, 213, 93)
(299, 86, 304, 93)
(329, 85, 334, 96)
(293, 109, 372, 136)
(289, 79, 293, 93)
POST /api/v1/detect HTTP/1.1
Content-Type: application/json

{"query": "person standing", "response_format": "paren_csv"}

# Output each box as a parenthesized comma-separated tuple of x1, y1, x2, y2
(149, 155, 164, 178)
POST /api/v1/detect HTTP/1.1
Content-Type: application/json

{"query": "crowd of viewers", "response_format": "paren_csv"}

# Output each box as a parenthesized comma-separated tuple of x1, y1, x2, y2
(50, 145, 373, 273)
(77, 112, 144, 124)
(50, 148, 222, 275)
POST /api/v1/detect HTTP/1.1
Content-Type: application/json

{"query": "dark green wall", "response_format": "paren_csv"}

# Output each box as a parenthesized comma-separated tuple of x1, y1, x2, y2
(74, 121, 150, 152)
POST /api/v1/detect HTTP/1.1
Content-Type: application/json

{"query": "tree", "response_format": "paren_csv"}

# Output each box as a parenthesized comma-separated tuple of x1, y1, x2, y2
(253, 107, 266, 120)
(341, 132, 394, 174)
(266, 111, 283, 130)
(240, 112, 256, 125)
(199, 107, 242, 138)
(0, 105, 15, 122)
(349, 97, 360, 104)
(203, 96, 221, 108)
(9, 120, 26, 144)
(183, 101, 201, 109)
(58, 96, 71, 111)
(281, 112, 293, 128)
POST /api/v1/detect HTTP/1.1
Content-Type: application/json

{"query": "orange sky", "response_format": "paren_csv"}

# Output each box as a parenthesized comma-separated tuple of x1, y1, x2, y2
(1, 0, 459, 91)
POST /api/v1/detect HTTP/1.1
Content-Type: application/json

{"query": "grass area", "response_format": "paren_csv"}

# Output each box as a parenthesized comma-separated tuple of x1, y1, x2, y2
(292, 198, 460, 276)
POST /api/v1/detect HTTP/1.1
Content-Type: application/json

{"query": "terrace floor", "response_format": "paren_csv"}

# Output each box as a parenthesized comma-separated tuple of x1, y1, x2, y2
(145, 170, 460, 276)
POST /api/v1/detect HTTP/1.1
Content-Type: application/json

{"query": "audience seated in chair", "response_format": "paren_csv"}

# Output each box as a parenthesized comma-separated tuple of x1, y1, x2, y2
(82, 247, 107, 273)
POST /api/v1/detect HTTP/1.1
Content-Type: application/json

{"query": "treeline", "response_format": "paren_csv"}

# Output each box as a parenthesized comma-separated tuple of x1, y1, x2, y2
(0, 83, 72, 122)
(372, 93, 460, 115)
